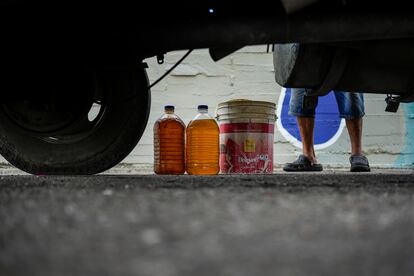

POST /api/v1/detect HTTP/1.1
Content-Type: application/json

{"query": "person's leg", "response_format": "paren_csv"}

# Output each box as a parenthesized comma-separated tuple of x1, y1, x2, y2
(283, 88, 322, 171)
(345, 117, 363, 156)
(297, 116, 318, 163)
(335, 91, 370, 171)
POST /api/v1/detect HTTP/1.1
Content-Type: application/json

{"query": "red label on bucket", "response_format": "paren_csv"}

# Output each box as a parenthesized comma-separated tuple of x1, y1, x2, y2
(220, 123, 274, 133)
(219, 123, 274, 174)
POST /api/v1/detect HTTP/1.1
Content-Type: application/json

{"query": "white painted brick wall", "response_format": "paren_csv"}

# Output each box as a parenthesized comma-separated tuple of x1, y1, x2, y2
(124, 45, 409, 168)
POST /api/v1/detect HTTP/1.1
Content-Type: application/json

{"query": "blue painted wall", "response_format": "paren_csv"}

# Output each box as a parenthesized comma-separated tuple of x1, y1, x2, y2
(277, 88, 345, 149)
(395, 103, 414, 168)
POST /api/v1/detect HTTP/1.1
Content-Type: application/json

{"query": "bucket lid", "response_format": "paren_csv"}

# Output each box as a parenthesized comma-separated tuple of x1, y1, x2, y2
(216, 99, 277, 121)
(217, 99, 276, 108)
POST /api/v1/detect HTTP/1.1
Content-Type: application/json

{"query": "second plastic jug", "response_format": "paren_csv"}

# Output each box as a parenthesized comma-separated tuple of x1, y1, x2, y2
(186, 105, 219, 175)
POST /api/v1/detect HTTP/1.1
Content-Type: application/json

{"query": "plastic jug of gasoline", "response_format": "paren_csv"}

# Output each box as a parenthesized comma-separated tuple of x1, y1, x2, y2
(186, 105, 219, 175)
(153, 105, 185, 174)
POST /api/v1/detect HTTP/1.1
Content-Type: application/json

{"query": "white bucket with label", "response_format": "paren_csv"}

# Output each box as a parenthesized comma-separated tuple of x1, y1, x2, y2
(215, 99, 277, 174)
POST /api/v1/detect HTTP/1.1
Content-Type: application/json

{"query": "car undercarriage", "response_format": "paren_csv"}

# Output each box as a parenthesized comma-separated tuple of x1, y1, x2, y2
(1, 0, 413, 174)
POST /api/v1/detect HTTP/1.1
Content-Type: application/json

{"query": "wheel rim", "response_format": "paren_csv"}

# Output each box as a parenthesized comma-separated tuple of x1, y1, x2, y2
(38, 100, 108, 144)
(1, 71, 111, 144)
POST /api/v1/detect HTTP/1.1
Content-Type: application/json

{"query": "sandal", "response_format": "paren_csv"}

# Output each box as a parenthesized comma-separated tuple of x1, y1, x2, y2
(283, 154, 323, 172)
(350, 155, 371, 172)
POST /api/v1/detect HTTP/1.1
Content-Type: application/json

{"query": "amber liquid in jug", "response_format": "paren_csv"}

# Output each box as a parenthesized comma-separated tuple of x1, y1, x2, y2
(153, 105, 185, 174)
(186, 105, 219, 175)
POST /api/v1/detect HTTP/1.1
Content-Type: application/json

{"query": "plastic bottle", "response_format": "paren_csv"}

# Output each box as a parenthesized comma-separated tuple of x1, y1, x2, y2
(153, 105, 185, 174)
(186, 105, 219, 175)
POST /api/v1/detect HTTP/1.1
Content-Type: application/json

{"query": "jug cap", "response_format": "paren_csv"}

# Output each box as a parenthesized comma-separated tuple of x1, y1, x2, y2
(198, 105, 208, 111)
(164, 105, 175, 112)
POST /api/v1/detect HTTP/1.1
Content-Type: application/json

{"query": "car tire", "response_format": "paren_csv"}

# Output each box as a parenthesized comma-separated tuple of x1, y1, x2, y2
(273, 43, 334, 88)
(0, 67, 151, 175)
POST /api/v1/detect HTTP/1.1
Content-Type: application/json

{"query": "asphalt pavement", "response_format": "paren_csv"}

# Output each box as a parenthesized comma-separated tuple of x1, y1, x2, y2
(1, 171, 414, 276)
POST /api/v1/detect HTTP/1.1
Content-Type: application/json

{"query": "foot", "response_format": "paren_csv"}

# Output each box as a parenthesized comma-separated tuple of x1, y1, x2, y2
(283, 154, 323, 172)
(350, 154, 370, 172)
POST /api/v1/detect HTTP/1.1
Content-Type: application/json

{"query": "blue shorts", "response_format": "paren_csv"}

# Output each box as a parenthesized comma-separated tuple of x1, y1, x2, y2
(288, 88, 365, 119)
